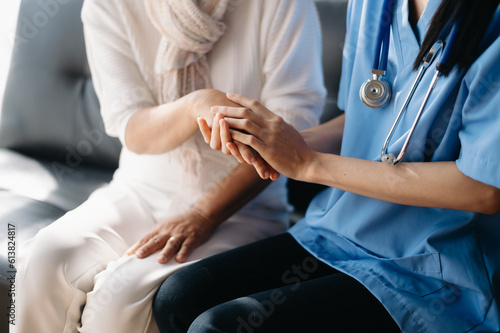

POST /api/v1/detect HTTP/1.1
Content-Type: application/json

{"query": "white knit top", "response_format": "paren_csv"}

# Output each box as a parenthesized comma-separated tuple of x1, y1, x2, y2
(81, 0, 326, 222)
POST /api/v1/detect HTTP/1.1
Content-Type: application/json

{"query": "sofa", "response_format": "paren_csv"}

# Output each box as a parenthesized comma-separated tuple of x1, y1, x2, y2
(0, 0, 347, 331)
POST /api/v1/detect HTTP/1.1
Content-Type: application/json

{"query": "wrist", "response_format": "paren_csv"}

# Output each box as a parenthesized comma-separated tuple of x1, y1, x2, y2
(186, 89, 215, 118)
(175, 95, 200, 132)
(189, 206, 219, 231)
(298, 151, 331, 185)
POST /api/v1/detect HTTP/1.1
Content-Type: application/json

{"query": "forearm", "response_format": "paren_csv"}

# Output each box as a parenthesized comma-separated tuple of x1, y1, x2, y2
(125, 98, 197, 154)
(305, 155, 500, 214)
(190, 163, 271, 227)
(125, 89, 239, 154)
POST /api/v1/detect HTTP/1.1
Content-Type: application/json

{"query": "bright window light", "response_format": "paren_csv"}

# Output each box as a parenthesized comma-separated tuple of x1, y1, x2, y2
(0, 1, 21, 114)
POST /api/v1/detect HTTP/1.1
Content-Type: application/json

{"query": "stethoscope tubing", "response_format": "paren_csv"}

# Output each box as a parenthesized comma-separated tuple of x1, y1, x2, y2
(380, 64, 426, 161)
(394, 70, 441, 164)
(373, 0, 394, 71)
(380, 42, 441, 163)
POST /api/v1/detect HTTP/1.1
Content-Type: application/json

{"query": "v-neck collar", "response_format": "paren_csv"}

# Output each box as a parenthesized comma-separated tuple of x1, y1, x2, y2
(403, 0, 441, 44)
(393, 0, 441, 67)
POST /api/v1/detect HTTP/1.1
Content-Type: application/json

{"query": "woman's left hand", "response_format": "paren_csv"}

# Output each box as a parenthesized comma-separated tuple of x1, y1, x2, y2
(125, 210, 216, 263)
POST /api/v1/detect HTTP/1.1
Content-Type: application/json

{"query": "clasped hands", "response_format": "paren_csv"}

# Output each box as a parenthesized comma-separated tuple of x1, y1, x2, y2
(198, 92, 314, 182)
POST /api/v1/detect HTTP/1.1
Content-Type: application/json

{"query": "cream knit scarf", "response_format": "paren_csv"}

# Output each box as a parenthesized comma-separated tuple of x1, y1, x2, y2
(144, 0, 240, 104)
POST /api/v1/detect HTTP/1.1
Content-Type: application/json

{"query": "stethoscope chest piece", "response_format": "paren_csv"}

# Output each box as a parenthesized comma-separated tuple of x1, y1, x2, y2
(360, 69, 391, 109)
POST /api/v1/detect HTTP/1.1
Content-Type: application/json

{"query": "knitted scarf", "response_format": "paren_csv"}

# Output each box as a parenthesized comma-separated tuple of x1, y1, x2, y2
(144, 0, 239, 104)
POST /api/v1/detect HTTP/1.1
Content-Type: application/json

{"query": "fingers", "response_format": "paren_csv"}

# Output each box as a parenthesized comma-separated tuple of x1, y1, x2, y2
(126, 233, 166, 259)
(198, 113, 253, 165)
(219, 118, 232, 156)
(210, 113, 223, 150)
(126, 232, 184, 263)
(223, 117, 262, 138)
(227, 140, 280, 181)
(157, 236, 184, 264)
(211, 105, 262, 127)
(175, 237, 197, 263)
(229, 129, 265, 156)
(233, 141, 256, 164)
(197, 117, 212, 144)
(228, 130, 280, 181)
(226, 93, 268, 116)
(249, 153, 280, 181)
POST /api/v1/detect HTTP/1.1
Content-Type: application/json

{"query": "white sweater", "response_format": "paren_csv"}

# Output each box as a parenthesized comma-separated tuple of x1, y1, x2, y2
(82, 0, 326, 222)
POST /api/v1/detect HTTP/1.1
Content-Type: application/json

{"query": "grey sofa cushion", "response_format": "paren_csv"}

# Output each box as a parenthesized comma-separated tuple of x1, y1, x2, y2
(0, 148, 112, 211)
(0, 0, 121, 169)
(316, 0, 347, 122)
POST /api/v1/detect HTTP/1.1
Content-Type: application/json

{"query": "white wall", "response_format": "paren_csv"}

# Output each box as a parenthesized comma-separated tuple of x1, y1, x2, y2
(0, 1, 21, 118)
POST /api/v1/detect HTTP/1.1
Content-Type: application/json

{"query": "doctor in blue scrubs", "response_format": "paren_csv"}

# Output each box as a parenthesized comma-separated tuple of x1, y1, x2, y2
(152, 0, 500, 332)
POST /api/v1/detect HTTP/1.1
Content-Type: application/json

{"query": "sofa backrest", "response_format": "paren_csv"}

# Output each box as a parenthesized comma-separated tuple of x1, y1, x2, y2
(315, 0, 347, 122)
(0, 0, 121, 170)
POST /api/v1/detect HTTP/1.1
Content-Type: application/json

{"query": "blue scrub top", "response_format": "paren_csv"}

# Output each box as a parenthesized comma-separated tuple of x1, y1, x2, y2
(289, 0, 500, 332)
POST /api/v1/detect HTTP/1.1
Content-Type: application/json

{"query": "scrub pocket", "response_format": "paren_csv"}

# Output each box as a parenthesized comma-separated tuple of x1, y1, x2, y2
(337, 236, 446, 297)
(377, 252, 446, 297)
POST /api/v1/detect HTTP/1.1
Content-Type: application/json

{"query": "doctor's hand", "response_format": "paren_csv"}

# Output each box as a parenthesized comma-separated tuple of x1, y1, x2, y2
(125, 210, 216, 263)
(197, 111, 280, 181)
(211, 93, 316, 182)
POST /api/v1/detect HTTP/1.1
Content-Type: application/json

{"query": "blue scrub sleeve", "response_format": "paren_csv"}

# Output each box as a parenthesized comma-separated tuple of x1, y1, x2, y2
(456, 37, 500, 189)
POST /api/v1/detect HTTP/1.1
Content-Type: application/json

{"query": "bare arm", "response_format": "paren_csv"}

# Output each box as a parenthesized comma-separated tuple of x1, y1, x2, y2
(308, 155, 500, 214)
(216, 93, 500, 215)
(125, 89, 241, 154)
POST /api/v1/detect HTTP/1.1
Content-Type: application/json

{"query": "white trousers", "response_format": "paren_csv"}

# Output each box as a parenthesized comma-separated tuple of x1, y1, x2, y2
(13, 181, 286, 333)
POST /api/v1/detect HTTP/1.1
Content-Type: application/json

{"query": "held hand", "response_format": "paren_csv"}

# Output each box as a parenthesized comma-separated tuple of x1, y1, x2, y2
(212, 93, 316, 181)
(186, 89, 240, 128)
(197, 112, 280, 180)
(125, 210, 216, 263)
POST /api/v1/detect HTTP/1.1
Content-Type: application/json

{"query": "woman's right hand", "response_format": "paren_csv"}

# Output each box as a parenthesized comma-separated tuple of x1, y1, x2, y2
(197, 111, 281, 181)
(187, 89, 260, 163)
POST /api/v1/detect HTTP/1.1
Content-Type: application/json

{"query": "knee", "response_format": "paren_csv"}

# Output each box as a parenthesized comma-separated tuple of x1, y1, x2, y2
(188, 299, 260, 333)
(153, 266, 210, 333)
(188, 309, 231, 333)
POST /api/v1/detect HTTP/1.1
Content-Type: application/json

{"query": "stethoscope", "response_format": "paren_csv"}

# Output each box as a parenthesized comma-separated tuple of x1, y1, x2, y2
(360, 0, 461, 165)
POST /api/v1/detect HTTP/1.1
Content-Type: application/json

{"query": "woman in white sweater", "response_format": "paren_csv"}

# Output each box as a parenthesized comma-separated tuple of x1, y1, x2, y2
(14, 0, 325, 332)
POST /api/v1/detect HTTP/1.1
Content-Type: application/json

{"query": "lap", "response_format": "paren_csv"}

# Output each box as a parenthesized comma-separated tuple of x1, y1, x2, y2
(154, 233, 400, 333)
(18, 181, 155, 284)
(155, 233, 334, 306)
(190, 273, 400, 333)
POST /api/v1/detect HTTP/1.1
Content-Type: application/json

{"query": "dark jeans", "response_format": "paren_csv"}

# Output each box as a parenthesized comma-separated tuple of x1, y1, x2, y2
(153, 233, 400, 333)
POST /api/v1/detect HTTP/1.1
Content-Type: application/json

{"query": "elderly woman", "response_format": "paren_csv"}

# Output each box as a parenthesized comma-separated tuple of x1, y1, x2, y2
(14, 0, 325, 332)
